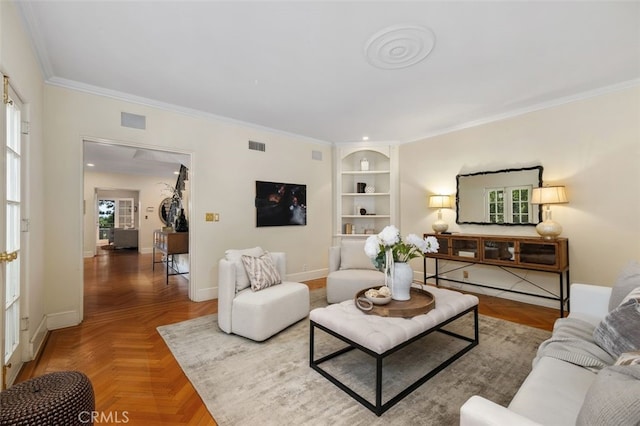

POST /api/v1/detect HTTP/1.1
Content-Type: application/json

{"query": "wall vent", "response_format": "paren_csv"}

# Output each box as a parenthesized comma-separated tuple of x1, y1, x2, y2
(248, 140, 266, 152)
(121, 112, 146, 130)
(312, 150, 323, 161)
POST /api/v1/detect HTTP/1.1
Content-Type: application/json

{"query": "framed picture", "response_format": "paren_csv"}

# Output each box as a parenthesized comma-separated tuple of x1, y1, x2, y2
(255, 181, 307, 227)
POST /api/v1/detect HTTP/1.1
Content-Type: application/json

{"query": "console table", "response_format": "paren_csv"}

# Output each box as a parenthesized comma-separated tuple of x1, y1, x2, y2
(423, 233, 569, 317)
(153, 230, 189, 285)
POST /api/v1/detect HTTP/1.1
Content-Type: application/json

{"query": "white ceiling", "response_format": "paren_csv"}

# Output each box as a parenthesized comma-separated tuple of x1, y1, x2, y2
(83, 141, 190, 178)
(17, 1, 640, 146)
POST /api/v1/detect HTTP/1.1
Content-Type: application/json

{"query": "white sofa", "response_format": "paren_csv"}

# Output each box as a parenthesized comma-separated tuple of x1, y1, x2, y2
(218, 250, 309, 342)
(326, 240, 385, 304)
(460, 279, 640, 426)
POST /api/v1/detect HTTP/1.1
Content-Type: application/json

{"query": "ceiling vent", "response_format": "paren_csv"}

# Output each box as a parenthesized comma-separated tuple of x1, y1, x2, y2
(121, 112, 146, 130)
(248, 140, 266, 152)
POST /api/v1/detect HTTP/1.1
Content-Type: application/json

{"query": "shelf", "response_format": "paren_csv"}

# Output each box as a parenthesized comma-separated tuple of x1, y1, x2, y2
(342, 192, 390, 196)
(341, 170, 390, 175)
(341, 215, 390, 218)
(336, 146, 397, 241)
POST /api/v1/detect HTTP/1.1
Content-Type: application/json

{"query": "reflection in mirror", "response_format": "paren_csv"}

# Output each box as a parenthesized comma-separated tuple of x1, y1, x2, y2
(456, 166, 543, 226)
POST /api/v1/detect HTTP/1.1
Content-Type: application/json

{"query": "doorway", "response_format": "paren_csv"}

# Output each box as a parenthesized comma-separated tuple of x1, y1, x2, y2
(96, 193, 138, 253)
(82, 139, 193, 298)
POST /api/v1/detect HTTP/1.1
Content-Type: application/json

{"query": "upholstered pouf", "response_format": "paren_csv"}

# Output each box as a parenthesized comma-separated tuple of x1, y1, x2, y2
(0, 371, 95, 426)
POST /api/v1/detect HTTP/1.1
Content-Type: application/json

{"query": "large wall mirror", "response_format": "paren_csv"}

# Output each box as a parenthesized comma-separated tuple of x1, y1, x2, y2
(456, 166, 543, 226)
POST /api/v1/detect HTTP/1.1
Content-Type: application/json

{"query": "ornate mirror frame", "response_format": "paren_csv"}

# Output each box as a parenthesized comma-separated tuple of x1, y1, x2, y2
(456, 165, 543, 226)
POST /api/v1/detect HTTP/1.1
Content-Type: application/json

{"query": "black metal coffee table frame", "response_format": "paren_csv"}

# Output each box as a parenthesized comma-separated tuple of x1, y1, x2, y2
(309, 305, 478, 416)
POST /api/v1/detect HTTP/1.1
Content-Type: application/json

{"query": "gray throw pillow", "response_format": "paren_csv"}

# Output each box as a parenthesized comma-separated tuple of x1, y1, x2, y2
(593, 298, 640, 358)
(609, 260, 640, 311)
(339, 240, 376, 270)
(576, 364, 640, 426)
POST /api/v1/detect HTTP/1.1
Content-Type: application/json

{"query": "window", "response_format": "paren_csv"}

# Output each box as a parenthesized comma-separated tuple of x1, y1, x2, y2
(486, 188, 505, 224)
(98, 198, 134, 241)
(486, 186, 532, 224)
(510, 187, 530, 224)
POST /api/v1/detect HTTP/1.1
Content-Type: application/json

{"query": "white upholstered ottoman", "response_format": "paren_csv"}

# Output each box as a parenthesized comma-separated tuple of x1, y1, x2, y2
(309, 286, 479, 416)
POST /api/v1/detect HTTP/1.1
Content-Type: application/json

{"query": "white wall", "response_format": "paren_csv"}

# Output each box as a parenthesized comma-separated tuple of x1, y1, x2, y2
(0, 1, 47, 361)
(400, 86, 640, 305)
(44, 85, 332, 327)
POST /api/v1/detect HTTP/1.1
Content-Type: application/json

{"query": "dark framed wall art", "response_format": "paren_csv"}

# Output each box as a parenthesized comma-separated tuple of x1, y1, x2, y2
(255, 181, 307, 227)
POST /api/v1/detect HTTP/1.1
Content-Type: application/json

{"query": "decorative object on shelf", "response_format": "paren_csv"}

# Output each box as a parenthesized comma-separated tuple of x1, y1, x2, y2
(175, 208, 189, 232)
(360, 157, 369, 171)
(365, 185, 375, 193)
(429, 194, 452, 233)
(345, 223, 353, 234)
(531, 186, 568, 239)
(357, 182, 367, 193)
(360, 208, 367, 215)
(364, 225, 439, 301)
(159, 164, 189, 228)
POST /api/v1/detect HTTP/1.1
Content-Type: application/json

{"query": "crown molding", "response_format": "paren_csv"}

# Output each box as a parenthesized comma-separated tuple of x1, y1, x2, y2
(44, 77, 333, 146)
(407, 78, 640, 144)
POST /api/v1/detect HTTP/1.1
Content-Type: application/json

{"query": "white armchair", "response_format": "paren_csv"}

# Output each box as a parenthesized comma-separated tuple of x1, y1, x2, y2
(218, 249, 309, 342)
(326, 240, 385, 303)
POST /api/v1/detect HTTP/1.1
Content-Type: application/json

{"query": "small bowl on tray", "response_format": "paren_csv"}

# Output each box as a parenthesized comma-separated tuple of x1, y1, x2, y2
(364, 287, 392, 305)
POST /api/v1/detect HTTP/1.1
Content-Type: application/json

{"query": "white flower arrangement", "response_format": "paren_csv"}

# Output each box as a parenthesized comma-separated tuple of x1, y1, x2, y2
(364, 225, 439, 271)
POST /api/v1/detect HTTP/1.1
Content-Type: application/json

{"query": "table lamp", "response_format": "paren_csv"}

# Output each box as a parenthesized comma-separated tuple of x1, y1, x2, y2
(531, 186, 568, 239)
(429, 195, 452, 233)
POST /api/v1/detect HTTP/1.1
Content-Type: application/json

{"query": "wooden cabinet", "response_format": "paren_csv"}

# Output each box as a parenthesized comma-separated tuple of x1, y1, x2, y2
(335, 145, 398, 239)
(153, 230, 189, 284)
(154, 230, 188, 255)
(424, 233, 569, 316)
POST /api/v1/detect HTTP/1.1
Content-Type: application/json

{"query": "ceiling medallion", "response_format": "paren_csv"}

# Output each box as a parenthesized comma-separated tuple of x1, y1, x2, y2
(364, 24, 436, 70)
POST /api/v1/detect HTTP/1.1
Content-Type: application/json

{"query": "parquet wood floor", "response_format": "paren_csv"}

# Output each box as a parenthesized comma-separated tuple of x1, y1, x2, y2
(16, 250, 559, 425)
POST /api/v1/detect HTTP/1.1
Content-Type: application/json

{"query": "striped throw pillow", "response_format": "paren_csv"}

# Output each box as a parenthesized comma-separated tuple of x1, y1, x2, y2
(241, 252, 282, 291)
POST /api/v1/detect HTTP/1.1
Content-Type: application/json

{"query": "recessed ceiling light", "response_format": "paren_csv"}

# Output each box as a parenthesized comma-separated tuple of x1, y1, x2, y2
(174, 171, 180, 175)
(86, 163, 95, 167)
(362, 136, 369, 141)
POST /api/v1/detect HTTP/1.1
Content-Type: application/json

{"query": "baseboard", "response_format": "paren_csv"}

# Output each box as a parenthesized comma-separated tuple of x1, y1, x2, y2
(83, 250, 94, 258)
(46, 310, 81, 330)
(436, 282, 560, 310)
(287, 268, 327, 283)
(28, 316, 49, 360)
(194, 286, 217, 302)
(139, 247, 153, 254)
(196, 269, 327, 303)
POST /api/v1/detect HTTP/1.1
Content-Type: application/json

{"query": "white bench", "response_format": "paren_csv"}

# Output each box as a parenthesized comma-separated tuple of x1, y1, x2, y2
(309, 286, 479, 416)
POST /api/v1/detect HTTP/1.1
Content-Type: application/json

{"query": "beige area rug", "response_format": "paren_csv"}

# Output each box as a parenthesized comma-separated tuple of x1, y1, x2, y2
(157, 289, 551, 426)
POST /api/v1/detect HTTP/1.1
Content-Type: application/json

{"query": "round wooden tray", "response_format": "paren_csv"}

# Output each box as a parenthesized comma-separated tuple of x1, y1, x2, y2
(354, 286, 436, 318)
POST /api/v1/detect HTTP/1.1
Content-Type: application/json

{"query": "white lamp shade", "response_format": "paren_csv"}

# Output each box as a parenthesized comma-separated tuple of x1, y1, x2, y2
(531, 186, 568, 205)
(429, 195, 452, 209)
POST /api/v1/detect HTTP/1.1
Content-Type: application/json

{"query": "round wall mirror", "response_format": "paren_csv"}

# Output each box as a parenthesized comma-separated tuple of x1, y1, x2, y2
(159, 198, 173, 225)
